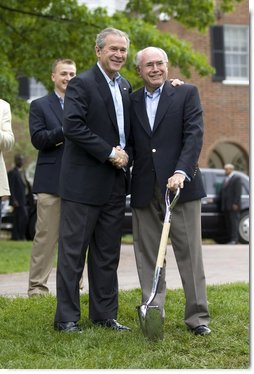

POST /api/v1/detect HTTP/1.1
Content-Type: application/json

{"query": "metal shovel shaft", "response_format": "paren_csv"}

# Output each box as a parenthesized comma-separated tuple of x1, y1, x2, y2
(146, 187, 180, 306)
(137, 188, 180, 340)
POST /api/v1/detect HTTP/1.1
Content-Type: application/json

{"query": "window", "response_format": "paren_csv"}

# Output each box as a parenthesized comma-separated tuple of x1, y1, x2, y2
(29, 78, 48, 101)
(18, 77, 48, 101)
(224, 25, 249, 81)
(210, 25, 249, 83)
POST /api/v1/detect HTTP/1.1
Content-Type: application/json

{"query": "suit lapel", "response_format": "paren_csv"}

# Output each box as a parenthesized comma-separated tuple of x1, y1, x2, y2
(132, 81, 176, 136)
(119, 79, 131, 139)
(152, 81, 175, 133)
(132, 88, 152, 136)
(93, 65, 118, 132)
(48, 92, 63, 125)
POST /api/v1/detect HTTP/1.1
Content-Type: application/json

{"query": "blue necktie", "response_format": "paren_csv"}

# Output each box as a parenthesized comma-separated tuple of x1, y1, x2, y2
(59, 97, 64, 110)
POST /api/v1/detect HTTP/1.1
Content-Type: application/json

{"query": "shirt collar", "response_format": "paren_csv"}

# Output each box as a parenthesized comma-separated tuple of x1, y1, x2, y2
(54, 91, 64, 101)
(97, 62, 121, 85)
(145, 84, 164, 97)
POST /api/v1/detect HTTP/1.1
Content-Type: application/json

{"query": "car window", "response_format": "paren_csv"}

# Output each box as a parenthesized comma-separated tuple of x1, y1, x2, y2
(241, 182, 249, 195)
(202, 169, 249, 196)
(213, 173, 224, 195)
(204, 172, 224, 195)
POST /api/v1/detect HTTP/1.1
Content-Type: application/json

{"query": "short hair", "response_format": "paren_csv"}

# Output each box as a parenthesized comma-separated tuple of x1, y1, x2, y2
(96, 27, 130, 50)
(224, 163, 235, 170)
(52, 58, 76, 73)
(134, 47, 168, 67)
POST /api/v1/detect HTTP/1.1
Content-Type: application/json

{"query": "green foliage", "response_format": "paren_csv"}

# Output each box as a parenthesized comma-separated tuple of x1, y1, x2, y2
(0, 0, 243, 115)
(0, 283, 249, 368)
(125, 0, 244, 31)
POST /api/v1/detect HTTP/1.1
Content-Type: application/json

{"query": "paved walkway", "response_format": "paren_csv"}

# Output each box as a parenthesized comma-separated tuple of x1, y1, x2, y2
(0, 244, 249, 297)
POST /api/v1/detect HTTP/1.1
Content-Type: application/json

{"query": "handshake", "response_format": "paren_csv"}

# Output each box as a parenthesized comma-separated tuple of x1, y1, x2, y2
(109, 146, 129, 169)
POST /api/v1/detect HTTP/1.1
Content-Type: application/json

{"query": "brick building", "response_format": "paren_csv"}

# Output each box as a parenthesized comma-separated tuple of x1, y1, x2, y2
(158, 0, 249, 173)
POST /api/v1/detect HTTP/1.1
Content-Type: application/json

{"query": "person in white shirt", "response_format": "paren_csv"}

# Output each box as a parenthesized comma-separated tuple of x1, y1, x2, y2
(0, 99, 15, 226)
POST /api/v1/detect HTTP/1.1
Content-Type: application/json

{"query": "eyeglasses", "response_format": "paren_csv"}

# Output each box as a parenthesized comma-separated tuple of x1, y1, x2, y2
(142, 61, 168, 68)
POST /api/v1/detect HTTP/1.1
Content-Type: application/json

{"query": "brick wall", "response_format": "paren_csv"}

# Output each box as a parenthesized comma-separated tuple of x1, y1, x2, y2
(158, 0, 249, 171)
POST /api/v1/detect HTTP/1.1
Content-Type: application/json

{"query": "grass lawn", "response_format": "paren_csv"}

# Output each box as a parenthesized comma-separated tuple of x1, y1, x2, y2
(0, 239, 249, 369)
(0, 283, 249, 369)
(0, 236, 214, 274)
(0, 238, 134, 273)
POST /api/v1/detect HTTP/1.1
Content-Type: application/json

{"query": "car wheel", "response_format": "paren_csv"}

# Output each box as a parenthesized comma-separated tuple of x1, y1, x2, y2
(238, 211, 249, 244)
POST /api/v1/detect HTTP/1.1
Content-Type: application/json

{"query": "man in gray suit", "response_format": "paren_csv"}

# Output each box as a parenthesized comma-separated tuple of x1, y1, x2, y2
(28, 58, 76, 297)
(129, 47, 211, 335)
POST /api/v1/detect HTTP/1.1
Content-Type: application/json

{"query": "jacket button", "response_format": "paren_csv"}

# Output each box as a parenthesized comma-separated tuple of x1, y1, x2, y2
(152, 149, 156, 153)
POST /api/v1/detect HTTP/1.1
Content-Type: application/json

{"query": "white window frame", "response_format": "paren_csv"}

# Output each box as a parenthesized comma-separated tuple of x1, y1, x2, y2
(28, 78, 48, 102)
(222, 25, 249, 85)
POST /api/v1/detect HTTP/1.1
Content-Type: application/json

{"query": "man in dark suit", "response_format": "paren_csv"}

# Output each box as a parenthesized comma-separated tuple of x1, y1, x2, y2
(54, 28, 132, 333)
(28, 58, 76, 297)
(221, 163, 241, 244)
(8, 154, 34, 240)
(129, 47, 211, 336)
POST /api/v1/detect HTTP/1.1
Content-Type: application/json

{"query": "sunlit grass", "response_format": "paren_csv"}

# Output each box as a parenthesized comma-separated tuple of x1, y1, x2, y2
(0, 283, 249, 369)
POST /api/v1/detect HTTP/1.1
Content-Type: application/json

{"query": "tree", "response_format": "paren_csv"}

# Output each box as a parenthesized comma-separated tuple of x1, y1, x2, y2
(0, 0, 244, 114)
(125, 0, 243, 30)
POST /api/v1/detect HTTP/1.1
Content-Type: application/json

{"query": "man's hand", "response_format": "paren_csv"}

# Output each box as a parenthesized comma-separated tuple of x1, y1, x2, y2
(167, 173, 185, 192)
(110, 146, 128, 169)
(170, 78, 184, 87)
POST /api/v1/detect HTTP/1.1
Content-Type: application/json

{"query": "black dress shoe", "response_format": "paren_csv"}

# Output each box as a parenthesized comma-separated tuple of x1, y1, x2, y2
(54, 321, 81, 333)
(92, 319, 131, 331)
(191, 325, 211, 336)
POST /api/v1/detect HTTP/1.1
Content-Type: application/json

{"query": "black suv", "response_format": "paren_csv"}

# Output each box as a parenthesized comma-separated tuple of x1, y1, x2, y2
(1, 168, 249, 244)
(122, 168, 249, 244)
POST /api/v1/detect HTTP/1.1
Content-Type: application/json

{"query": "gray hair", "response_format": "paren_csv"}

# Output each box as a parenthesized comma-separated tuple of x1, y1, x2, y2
(96, 27, 130, 49)
(134, 47, 168, 67)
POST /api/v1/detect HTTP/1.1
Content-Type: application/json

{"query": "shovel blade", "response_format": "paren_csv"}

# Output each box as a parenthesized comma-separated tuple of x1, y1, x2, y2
(137, 304, 164, 341)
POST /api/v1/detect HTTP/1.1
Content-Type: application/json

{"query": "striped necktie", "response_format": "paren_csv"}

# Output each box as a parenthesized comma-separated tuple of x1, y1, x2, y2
(59, 97, 64, 110)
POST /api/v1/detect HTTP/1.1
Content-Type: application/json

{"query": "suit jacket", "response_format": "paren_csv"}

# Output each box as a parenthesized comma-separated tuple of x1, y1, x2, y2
(59, 64, 131, 205)
(0, 99, 14, 197)
(29, 92, 65, 194)
(129, 81, 206, 208)
(221, 174, 241, 211)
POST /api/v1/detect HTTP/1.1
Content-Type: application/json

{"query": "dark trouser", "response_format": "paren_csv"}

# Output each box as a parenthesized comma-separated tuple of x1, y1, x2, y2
(11, 205, 28, 240)
(55, 172, 126, 323)
(224, 210, 240, 242)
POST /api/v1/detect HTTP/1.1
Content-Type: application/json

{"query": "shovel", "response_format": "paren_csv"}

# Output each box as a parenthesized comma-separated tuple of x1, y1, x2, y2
(137, 187, 180, 341)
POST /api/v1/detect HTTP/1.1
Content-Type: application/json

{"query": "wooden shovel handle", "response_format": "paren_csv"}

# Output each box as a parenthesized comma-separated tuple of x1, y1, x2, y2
(155, 222, 171, 268)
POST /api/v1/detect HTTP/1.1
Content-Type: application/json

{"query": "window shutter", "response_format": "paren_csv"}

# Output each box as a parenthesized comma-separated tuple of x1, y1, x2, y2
(18, 77, 30, 100)
(210, 25, 225, 81)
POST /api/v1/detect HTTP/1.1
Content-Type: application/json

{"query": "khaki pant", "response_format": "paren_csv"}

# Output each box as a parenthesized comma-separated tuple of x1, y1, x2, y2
(28, 193, 60, 296)
(28, 194, 84, 296)
(132, 184, 210, 329)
